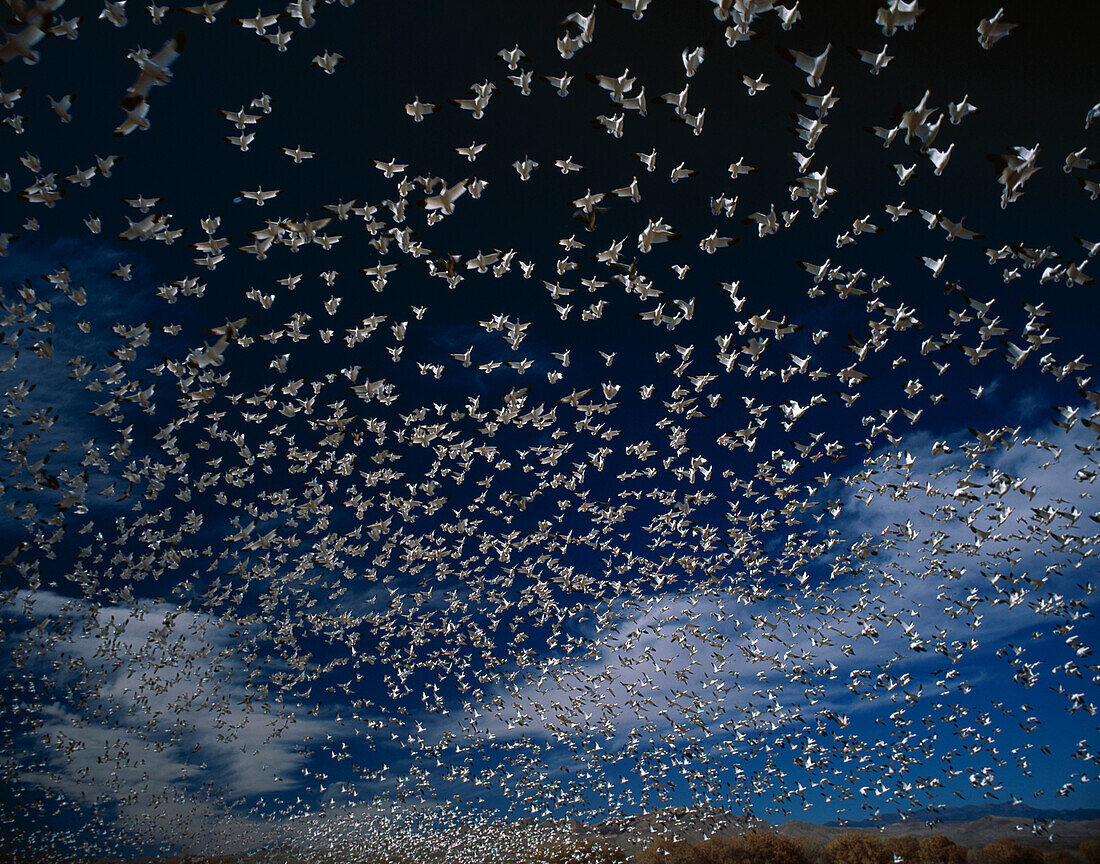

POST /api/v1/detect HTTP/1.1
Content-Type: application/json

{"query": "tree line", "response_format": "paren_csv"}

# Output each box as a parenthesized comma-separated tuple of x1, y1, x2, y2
(528, 831, 1100, 864)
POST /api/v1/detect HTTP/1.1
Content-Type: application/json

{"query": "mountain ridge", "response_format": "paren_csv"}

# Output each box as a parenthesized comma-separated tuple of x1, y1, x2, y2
(579, 804, 1100, 852)
(825, 803, 1100, 827)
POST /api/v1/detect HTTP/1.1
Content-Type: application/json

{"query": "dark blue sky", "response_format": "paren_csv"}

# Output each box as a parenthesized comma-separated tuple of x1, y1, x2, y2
(0, 0, 1098, 859)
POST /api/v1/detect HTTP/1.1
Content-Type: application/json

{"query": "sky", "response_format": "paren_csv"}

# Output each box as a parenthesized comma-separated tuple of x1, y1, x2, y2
(0, 0, 1098, 859)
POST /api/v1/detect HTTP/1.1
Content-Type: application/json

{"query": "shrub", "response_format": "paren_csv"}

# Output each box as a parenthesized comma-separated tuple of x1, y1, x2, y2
(884, 837, 921, 864)
(919, 836, 967, 864)
(740, 831, 809, 864)
(973, 839, 1044, 864)
(638, 831, 808, 864)
(825, 832, 889, 864)
(797, 838, 827, 864)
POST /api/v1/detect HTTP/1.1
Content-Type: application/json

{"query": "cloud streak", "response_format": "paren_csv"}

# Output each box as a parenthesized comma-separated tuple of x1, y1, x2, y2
(1, 589, 346, 854)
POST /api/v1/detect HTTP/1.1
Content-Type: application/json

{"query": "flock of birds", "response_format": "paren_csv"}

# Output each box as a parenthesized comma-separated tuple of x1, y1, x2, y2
(0, 0, 1098, 860)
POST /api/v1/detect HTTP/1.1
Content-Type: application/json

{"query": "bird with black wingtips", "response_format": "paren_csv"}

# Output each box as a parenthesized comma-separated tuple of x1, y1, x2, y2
(779, 42, 831, 88)
(0, 0, 64, 63)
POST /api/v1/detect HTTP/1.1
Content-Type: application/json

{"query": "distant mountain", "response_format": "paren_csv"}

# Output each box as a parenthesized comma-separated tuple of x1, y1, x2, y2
(582, 804, 1100, 854)
(827, 803, 1100, 827)
(776, 815, 1100, 851)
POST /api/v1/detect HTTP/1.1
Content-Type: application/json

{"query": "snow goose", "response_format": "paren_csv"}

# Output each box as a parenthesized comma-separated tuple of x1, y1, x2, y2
(781, 43, 831, 88)
(853, 43, 892, 75)
(977, 8, 1017, 50)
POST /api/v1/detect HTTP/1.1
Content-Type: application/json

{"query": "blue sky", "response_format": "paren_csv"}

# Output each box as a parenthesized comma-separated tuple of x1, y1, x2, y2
(0, 0, 1099, 859)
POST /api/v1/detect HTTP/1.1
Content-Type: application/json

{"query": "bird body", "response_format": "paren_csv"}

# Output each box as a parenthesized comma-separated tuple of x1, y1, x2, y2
(782, 42, 831, 87)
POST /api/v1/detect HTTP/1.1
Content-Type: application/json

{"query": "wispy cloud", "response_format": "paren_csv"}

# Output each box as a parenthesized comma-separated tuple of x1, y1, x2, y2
(2, 589, 347, 854)
(422, 408, 1098, 822)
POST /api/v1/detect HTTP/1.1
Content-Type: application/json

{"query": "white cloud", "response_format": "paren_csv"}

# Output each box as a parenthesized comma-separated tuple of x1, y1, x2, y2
(1, 590, 340, 854)
(426, 408, 1099, 822)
